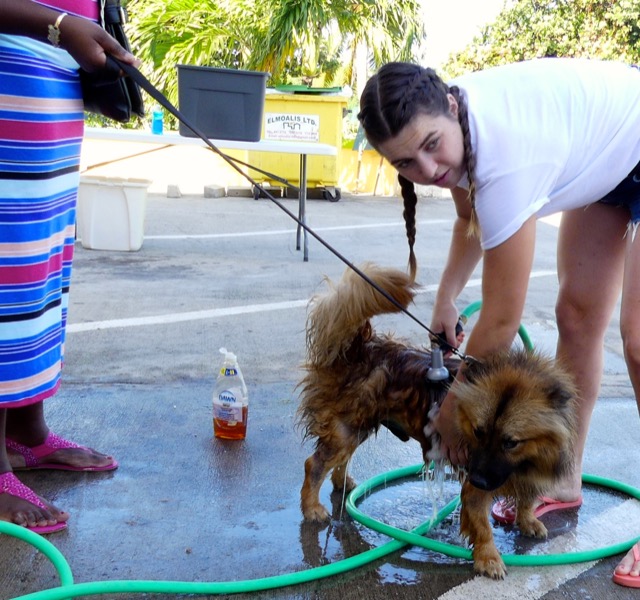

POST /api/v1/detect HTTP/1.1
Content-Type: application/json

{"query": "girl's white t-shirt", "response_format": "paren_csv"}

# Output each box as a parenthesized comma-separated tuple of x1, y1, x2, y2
(452, 58, 640, 249)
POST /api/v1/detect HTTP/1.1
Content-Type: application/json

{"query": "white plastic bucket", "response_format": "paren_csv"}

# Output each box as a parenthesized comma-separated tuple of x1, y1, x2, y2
(77, 176, 152, 251)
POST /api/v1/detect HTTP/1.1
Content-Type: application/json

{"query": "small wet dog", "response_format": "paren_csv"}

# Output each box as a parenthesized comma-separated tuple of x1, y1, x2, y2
(297, 263, 578, 578)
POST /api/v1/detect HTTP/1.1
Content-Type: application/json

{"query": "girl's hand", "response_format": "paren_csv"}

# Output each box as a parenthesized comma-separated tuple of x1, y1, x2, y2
(58, 14, 140, 73)
(430, 300, 462, 354)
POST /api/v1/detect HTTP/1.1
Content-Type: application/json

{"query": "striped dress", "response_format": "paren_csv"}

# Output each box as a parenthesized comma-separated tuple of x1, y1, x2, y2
(0, 0, 97, 407)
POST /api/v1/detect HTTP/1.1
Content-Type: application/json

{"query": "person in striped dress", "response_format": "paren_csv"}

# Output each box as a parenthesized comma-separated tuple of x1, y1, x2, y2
(0, 0, 139, 534)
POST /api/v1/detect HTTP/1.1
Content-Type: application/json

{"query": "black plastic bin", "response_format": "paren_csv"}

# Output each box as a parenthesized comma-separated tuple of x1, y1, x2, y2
(177, 65, 269, 141)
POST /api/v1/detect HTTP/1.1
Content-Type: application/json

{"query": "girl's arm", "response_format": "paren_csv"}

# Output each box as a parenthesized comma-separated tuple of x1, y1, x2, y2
(465, 215, 536, 357)
(430, 186, 483, 347)
(433, 214, 537, 465)
(0, 0, 139, 72)
(0, 0, 67, 37)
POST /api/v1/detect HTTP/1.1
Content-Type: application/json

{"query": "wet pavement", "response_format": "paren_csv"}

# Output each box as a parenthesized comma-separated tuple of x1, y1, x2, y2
(2, 176, 640, 599)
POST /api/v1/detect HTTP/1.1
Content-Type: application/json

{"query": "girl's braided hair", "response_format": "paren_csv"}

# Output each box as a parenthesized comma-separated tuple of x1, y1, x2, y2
(357, 62, 477, 281)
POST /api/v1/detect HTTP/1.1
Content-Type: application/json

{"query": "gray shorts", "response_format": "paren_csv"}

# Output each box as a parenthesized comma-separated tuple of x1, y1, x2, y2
(598, 160, 640, 224)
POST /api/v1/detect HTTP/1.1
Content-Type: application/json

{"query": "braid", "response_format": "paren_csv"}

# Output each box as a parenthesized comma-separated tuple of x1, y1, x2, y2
(449, 86, 479, 238)
(358, 62, 480, 259)
(397, 70, 432, 124)
(358, 63, 452, 148)
(403, 69, 450, 113)
(398, 174, 418, 282)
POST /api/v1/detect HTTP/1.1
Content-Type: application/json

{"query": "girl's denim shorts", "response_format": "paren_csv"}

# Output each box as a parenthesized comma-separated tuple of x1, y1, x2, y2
(598, 64, 640, 224)
(598, 160, 640, 224)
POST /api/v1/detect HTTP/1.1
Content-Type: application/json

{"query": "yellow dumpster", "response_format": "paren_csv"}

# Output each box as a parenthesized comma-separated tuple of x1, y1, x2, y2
(248, 90, 349, 201)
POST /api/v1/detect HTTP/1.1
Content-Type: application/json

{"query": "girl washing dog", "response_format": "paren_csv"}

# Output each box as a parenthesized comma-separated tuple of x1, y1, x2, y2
(358, 58, 640, 588)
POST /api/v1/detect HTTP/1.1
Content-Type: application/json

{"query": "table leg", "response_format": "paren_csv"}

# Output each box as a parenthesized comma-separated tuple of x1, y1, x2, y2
(296, 160, 301, 251)
(297, 154, 309, 261)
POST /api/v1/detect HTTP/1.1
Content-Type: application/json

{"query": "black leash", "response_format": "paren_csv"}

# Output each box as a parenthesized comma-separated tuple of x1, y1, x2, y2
(112, 58, 467, 359)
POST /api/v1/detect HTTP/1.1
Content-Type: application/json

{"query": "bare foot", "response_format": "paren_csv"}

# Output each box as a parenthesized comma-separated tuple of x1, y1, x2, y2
(492, 493, 582, 524)
(6, 433, 117, 471)
(531, 465, 582, 502)
(0, 472, 69, 531)
(534, 483, 582, 506)
(615, 543, 640, 578)
(10, 446, 115, 470)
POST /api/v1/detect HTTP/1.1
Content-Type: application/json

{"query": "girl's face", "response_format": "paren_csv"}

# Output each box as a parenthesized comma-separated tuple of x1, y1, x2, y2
(377, 94, 465, 188)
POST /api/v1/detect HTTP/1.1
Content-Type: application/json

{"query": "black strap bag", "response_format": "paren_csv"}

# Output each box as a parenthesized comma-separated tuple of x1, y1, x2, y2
(80, 0, 145, 122)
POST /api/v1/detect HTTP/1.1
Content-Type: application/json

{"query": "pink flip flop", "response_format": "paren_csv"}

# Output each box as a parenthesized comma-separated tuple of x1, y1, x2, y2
(6, 432, 118, 472)
(491, 495, 583, 524)
(0, 472, 67, 534)
(613, 542, 640, 588)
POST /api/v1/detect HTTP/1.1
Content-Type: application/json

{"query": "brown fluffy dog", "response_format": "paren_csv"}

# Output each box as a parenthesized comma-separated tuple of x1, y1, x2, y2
(297, 263, 578, 579)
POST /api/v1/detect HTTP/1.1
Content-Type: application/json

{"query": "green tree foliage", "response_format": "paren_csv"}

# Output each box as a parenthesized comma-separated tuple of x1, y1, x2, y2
(444, 0, 640, 78)
(249, 0, 424, 84)
(127, 0, 424, 108)
(127, 0, 261, 104)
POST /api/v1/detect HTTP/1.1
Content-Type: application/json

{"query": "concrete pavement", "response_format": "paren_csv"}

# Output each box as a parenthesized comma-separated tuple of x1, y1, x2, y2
(1, 177, 640, 599)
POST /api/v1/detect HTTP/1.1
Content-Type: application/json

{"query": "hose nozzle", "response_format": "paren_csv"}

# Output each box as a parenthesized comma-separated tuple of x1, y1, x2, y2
(427, 346, 449, 381)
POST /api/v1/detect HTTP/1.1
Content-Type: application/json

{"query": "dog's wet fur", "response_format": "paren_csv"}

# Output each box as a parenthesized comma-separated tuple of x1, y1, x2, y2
(297, 264, 578, 578)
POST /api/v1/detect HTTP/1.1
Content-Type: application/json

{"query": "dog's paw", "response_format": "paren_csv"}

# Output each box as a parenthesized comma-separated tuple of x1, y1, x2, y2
(302, 504, 331, 523)
(473, 550, 507, 579)
(517, 516, 548, 539)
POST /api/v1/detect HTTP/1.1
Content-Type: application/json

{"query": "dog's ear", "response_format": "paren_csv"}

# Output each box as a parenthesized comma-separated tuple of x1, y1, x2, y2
(530, 352, 577, 410)
(461, 356, 486, 383)
(380, 419, 411, 442)
(544, 378, 576, 408)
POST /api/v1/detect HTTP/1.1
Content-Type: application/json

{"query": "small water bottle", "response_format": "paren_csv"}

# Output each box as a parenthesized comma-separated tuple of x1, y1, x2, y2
(213, 348, 248, 440)
(151, 105, 164, 135)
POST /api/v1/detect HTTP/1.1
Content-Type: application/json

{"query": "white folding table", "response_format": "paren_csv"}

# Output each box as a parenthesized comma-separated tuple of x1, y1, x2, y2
(83, 127, 338, 261)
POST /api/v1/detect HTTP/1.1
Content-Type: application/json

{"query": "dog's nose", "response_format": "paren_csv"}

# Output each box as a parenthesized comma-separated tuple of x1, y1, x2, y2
(468, 473, 494, 491)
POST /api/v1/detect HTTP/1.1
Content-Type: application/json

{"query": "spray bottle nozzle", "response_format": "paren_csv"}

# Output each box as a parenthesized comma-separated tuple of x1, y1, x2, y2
(427, 346, 450, 382)
(219, 347, 237, 362)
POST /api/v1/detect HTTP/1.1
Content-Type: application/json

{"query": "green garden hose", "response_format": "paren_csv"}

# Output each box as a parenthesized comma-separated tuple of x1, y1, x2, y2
(3, 307, 636, 598)
(345, 464, 640, 567)
(2, 485, 459, 600)
(3, 467, 639, 599)
(459, 300, 534, 352)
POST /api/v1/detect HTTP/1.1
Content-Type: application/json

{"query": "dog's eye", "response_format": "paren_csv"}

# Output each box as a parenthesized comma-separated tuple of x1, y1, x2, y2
(473, 427, 485, 440)
(502, 438, 519, 451)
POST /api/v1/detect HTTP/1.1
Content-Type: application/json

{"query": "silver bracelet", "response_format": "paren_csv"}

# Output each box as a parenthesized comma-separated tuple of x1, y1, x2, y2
(47, 12, 68, 48)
